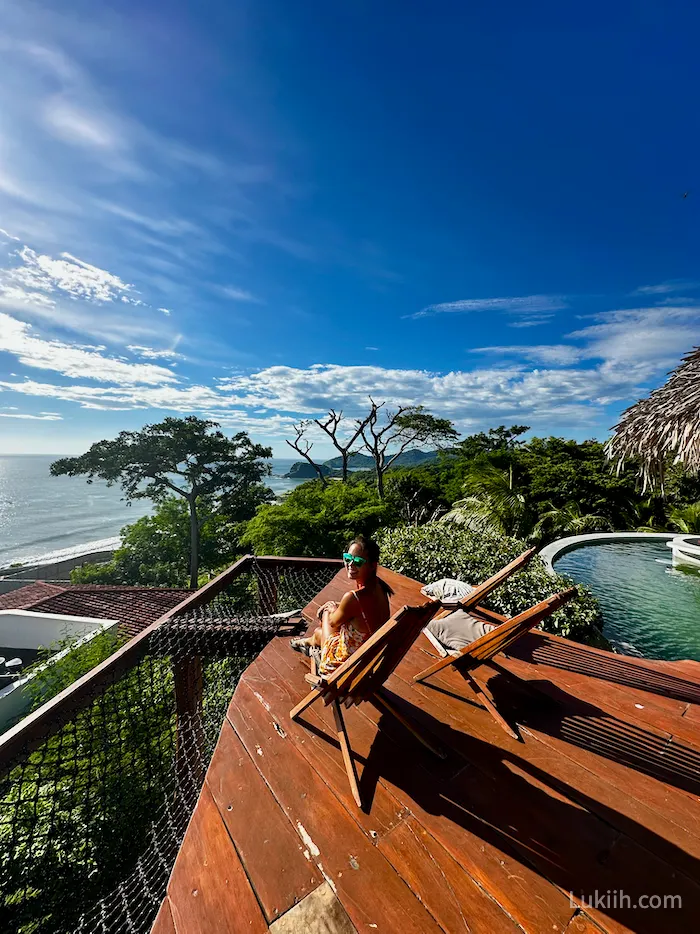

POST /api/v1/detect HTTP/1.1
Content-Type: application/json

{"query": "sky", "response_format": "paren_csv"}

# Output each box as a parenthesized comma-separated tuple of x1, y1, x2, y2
(0, 0, 698, 458)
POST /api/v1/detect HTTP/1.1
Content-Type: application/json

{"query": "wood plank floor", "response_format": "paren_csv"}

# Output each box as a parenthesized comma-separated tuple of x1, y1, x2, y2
(154, 596, 700, 932)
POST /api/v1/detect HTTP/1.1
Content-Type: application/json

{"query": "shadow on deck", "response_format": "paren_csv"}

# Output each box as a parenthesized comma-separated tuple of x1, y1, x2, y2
(152, 569, 700, 934)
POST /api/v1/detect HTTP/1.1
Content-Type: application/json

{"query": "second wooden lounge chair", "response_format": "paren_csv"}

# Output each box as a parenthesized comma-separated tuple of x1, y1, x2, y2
(414, 587, 578, 738)
(289, 600, 444, 810)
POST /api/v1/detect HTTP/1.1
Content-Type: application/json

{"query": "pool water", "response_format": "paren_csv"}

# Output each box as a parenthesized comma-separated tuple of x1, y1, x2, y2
(554, 541, 700, 661)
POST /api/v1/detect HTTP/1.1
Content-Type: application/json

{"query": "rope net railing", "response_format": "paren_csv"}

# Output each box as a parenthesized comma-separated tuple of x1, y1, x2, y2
(0, 558, 338, 934)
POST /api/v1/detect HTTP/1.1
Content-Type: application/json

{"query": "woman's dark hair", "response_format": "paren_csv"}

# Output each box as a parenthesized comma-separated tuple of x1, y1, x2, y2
(350, 535, 394, 596)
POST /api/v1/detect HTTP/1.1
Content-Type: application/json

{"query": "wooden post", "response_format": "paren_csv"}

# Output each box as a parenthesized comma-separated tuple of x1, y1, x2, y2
(173, 654, 205, 790)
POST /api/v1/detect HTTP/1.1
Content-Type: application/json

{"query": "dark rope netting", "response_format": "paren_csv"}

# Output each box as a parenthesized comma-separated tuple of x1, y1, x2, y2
(0, 559, 338, 934)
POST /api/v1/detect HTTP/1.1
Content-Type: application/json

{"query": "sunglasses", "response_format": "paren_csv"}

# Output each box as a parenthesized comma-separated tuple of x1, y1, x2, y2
(342, 552, 367, 567)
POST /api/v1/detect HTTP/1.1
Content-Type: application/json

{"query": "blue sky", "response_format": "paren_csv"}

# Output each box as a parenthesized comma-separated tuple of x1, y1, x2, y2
(0, 0, 698, 457)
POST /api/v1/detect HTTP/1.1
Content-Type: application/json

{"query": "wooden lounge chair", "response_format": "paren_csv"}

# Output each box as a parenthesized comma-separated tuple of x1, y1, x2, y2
(414, 587, 578, 738)
(289, 601, 444, 809)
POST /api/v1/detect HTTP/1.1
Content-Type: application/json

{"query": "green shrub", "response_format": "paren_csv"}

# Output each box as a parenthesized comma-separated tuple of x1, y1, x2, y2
(376, 524, 605, 645)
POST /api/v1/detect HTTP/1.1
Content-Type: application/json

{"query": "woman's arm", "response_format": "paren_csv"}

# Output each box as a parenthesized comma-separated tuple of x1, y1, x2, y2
(324, 591, 357, 632)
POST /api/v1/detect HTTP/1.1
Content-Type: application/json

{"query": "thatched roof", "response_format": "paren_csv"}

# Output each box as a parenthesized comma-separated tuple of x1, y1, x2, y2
(606, 345, 700, 489)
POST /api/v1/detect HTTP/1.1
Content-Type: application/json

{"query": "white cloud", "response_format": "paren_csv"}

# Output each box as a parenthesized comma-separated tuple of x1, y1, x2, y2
(127, 344, 185, 361)
(0, 411, 62, 420)
(0, 313, 179, 385)
(474, 345, 583, 366)
(216, 361, 639, 429)
(473, 306, 700, 378)
(567, 306, 700, 374)
(43, 99, 121, 152)
(409, 294, 567, 320)
(508, 315, 554, 328)
(632, 280, 700, 296)
(2, 247, 135, 304)
(0, 228, 20, 242)
(158, 308, 172, 316)
(221, 286, 262, 303)
(96, 202, 203, 238)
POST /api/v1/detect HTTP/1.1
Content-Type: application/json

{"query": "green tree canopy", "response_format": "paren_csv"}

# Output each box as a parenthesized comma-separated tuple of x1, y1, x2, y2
(241, 479, 397, 557)
(52, 417, 272, 587)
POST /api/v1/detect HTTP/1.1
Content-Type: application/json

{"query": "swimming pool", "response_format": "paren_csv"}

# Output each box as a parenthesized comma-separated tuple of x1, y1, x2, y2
(554, 540, 700, 661)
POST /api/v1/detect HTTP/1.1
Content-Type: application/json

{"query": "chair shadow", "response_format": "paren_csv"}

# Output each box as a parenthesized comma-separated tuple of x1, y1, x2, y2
(354, 690, 700, 931)
(509, 632, 700, 705)
(483, 671, 700, 797)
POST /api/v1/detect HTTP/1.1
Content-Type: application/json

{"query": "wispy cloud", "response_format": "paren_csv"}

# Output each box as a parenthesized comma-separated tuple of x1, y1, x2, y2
(477, 306, 700, 379)
(128, 344, 185, 361)
(474, 345, 583, 366)
(408, 294, 567, 320)
(631, 280, 700, 296)
(507, 315, 555, 328)
(221, 286, 262, 303)
(0, 227, 20, 242)
(0, 411, 62, 420)
(0, 312, 179, 385)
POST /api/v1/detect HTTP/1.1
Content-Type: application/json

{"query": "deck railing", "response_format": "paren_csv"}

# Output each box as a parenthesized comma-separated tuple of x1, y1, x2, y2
(0, 555, 340, 934)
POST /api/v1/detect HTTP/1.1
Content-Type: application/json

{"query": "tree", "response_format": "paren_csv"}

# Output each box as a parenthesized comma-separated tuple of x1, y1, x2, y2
(313, 409, 371, 482)
(241, 480, 397, 557)
(286, 421, 328, 486)
(360, 400, 458, 498)
(455, 425, 530, 460)
(384, 468, 448, 526)
(440, 462, 533, 537)
(531, 501, 613, 544)
(51, 417, 272, 588)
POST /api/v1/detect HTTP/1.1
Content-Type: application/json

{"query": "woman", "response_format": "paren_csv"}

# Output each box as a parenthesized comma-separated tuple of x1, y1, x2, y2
(291, 535, 394, 675)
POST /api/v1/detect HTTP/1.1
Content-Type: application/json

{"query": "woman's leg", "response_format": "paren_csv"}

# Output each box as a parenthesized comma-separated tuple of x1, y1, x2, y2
(290, 625, 322, 653)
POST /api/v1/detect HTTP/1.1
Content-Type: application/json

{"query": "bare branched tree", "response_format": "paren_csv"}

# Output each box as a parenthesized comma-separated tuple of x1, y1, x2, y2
(360, 399, 458, 498)
(313, 409, 371, 482)
(286, 421, 327, 487)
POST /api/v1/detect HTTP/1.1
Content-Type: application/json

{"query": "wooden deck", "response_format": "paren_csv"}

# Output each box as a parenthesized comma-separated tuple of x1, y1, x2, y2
(152, 569, 700, 934)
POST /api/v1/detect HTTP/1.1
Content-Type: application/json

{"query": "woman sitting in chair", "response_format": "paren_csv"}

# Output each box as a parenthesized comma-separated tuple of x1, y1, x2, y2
(291, 535, 393, 675)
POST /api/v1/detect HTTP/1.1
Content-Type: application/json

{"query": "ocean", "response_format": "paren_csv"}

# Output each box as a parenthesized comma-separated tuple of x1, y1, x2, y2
(0, 455, 305, 569)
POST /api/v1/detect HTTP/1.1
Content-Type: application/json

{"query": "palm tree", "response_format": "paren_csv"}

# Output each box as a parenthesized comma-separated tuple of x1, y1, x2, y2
(440, 463, 533, 538)
(623, 496, 668, 533)
(668, 502, 700, 534)
(532, 501, 613, 544)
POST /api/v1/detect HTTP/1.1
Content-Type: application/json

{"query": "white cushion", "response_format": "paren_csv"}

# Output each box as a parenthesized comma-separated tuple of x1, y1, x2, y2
(420, 577, 474, 606)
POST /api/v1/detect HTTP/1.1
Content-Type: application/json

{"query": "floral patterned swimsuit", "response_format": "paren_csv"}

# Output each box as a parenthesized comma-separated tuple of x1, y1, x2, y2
(319, 591, 370, 676)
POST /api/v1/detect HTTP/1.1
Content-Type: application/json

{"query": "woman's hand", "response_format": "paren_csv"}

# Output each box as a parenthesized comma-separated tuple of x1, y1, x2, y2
(317, 600, 338, 620)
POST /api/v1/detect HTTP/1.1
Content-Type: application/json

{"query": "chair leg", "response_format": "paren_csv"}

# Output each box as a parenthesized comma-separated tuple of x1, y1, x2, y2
(332, 700, 363, 808)
(290, 686, 323, 721)
(413, 650, 464, 683)
(461, 671, 519, 740)
(370, 689, 448, 760)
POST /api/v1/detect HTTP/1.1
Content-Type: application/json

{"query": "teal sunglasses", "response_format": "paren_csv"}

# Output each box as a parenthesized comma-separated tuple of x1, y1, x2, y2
(342, 552, 367, 567)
